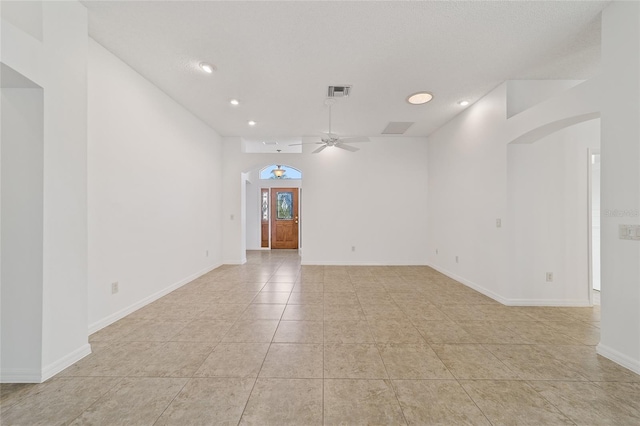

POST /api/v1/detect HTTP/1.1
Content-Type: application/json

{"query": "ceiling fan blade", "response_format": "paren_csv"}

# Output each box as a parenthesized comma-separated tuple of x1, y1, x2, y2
(289, 141, 324, 146)
(335, 143, 359, 152)
(312, 144, 328, 154)
(339, 136, 370, 144)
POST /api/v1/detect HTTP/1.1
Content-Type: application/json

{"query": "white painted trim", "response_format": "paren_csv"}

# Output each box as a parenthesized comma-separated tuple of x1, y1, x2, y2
(504, 298, 592, 307)
(597, 343, 640, 375)
(428, 263, 593, 307)
(2, 344, 93, 383)
(0, 369, 43, 384)
(88, 262, 222, 334)
(427, 263, 510, 304)
(301, 260, 428, 266)
(41, 343, 92, 382)
(587, 147, 601, 306)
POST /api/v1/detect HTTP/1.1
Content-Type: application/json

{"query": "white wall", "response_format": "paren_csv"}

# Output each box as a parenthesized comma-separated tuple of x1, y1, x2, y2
(40, 1, 90, 382)
(1, 1, 90, 383)
(506, 80, 583, 118)
(0, 0, 42, 41)
(301, 140, 429, 265)
(224, 137, 429, 265)
(597, 0, 640, 375)
(427, 85, 510, 300)
(427, 78, 600, 305)
(87, 39, 223, 332)
(507, 119, 600, 305)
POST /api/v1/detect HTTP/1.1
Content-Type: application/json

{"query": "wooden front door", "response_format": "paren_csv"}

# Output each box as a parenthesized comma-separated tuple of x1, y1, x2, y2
(271, 188, 298, 249)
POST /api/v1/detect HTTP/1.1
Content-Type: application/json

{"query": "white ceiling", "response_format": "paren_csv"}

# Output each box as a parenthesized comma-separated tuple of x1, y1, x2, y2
(83, 0, 608, 143)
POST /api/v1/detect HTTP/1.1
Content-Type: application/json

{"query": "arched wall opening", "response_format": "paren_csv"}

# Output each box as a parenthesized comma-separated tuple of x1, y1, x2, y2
(506, 115, 601, 305)
(1, 65, 45, 381)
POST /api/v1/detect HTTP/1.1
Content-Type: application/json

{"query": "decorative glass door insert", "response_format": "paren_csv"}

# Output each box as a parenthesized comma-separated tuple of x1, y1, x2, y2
(276, 191, 293, 220)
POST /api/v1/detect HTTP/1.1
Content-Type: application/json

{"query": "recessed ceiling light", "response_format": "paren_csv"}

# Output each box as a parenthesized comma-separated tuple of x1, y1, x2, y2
(458, 100, 470, 106)
(199, 62, 215, 74)
(248, 120, 257, 126)
(407, 92, 433, 105)
(230, 99, 240, 106)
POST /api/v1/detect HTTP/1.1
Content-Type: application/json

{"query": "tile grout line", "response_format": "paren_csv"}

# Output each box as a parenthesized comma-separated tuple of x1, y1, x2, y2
(236, 260, 287, 425)
(355, 287, 410, 426)
(64, 376, 126, 425)
(455, 377, 496, 426)
(150, 377, 191, 426)
(521, 380, 579, 426)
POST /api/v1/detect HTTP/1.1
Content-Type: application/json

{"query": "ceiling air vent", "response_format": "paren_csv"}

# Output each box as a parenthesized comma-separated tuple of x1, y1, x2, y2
(327, 85, 352, 98)
(381, 122, 414, 135)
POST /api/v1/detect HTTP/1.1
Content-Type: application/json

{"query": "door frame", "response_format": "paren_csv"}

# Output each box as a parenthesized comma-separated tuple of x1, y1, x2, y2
(260, 187, 302, 250)
(587, 147, 600, 306)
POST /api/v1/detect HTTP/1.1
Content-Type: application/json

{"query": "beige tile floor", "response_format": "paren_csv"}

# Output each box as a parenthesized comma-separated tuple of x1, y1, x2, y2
(2, 250, 639, 425)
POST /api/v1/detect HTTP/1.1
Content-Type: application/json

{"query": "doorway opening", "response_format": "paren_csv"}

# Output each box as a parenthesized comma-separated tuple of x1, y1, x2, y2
(588, 148, 601, 305)
(245, 164, 302, 251)
(261, 187, 300, 249)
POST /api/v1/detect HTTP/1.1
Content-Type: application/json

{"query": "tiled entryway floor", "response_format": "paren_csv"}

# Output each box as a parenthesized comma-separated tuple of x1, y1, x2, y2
(2, 250, 640, 425)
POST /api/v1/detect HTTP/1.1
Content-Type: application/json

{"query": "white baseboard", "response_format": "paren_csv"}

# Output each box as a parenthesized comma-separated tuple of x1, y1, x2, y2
(223, 258, 247, 265)
(0, 343, 92, 383)
(0, 368, 43, 383)
(428, 263, 592, 307)
(505, 298, 591, 307)
(427, 263, 509, 304)
(41, 343, 92, 382)
(597, 343, 640, 375)
(88, 262, 222, 335)
(301, 260, 428, 266)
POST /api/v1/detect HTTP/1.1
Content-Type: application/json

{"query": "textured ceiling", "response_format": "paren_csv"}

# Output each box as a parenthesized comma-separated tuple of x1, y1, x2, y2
(83, 0, 608, 141)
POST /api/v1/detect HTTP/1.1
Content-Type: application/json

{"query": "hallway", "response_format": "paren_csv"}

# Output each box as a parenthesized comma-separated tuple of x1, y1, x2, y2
(2, 250, 639, 425)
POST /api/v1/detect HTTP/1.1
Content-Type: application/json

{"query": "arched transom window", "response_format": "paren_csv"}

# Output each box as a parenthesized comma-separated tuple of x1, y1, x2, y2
(259, 164, 302, 180)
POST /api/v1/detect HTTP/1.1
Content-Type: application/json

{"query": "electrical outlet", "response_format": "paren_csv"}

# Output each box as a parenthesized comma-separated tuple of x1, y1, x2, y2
(111, 282, 119, 294)
(496, 218, 502, 228)
(436, 249, 439, 254)
(455, 256, 459, 263)
(351, 246, 356, 252)
(619, 224, 640, 240)
(205, 249, 209, 257)
(546, 272, 553, 282)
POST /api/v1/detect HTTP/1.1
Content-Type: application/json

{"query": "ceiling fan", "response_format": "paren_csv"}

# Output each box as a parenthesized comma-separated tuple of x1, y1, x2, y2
(290, 100, 370, 153)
